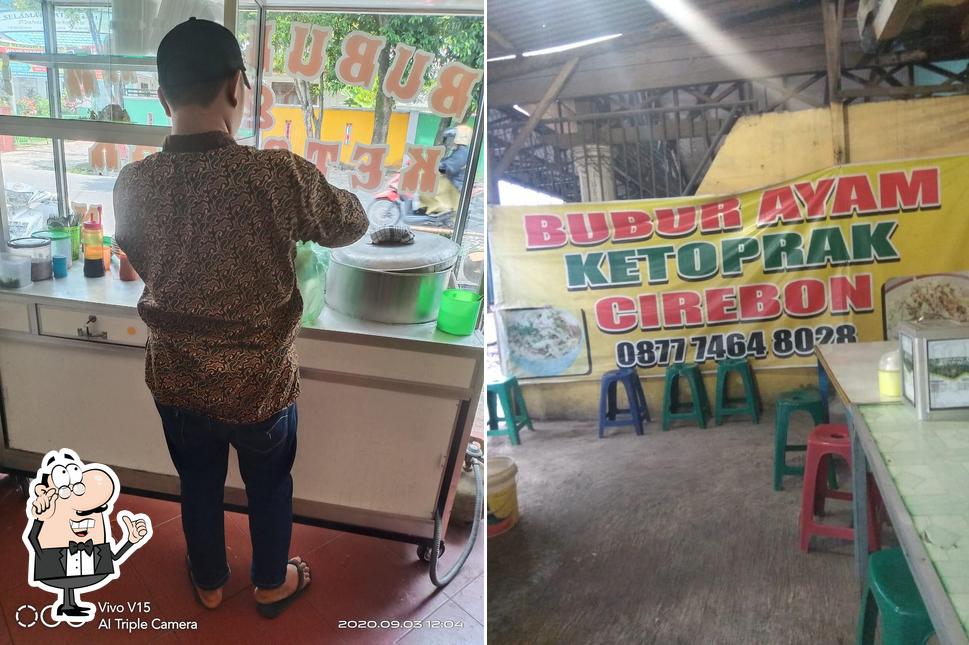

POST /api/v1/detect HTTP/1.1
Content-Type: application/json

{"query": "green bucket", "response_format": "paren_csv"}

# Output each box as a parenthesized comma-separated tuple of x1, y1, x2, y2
(437, 289, 482, 336)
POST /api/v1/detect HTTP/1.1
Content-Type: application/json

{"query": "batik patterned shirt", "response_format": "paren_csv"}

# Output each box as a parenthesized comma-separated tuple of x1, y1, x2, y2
(114, 131, 368, 423)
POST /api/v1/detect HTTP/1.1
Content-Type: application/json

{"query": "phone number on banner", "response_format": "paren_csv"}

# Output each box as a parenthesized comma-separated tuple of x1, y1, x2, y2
(614, 324, 858, 368)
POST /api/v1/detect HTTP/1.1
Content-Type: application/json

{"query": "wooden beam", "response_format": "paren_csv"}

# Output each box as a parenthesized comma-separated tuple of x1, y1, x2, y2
(821, 0, 843, 104)
(539, 118, 729, 148)
(488, 28, 516, 53)
(872, 0, 919, 42)
(839, 83, 968, 98)
(766, 73, 825, 111)
(492, 57, 580, 181)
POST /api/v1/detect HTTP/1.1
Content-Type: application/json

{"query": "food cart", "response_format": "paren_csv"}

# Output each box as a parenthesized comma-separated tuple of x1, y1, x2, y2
(0, 0, 484, 582)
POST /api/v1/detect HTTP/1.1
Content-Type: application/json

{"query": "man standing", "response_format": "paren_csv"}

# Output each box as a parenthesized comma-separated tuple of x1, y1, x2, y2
(114, 18, 368, 618)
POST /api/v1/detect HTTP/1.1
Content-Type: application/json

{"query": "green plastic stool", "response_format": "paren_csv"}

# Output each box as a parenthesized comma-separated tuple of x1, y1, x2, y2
(714, 358, 761, 425)
(857, 548, 935, 645)
(487, 376, 534, 445)
(662, 364, 710, 430)
(773, 388, 830, 491)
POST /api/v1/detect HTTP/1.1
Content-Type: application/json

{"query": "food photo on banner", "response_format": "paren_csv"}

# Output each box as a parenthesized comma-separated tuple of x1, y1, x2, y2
(489, 155, 967, 381)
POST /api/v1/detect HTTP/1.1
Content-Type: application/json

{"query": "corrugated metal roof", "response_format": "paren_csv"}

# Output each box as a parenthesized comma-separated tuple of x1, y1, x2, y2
(488, 0, 814, 56)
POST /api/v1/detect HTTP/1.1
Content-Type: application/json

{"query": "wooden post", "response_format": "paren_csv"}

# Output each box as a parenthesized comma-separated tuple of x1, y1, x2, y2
(821, 0, 844, 103)
(830, 100, 848, 165)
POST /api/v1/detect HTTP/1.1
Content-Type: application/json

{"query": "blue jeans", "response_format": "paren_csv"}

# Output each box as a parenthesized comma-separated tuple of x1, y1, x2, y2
(156, 401, 298, 590)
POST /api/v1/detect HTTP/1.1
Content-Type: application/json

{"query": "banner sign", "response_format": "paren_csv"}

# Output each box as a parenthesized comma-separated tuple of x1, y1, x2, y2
(488, 155, 969, 381)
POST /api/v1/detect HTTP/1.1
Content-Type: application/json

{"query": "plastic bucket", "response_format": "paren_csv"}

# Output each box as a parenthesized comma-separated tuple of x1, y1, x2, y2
(487, 456, 519, 537)
(437, 289, 482, 336)
(32, 230, 72, 268)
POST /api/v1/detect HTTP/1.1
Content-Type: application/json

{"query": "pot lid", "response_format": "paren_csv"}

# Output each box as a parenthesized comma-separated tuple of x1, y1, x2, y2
(332, 231, 460, 272)
(8, 237, 50, 249)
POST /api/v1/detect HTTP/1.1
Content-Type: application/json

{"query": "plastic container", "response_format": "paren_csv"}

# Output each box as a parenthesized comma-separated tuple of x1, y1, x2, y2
(32, 230, 72, 268)
(878, 350, 902, 398)
(66, 225, 80, 261)
(82, 219, 105, 278)
(52, 255, 68, 278)
(0, 253, 31, 289)
(437, 289, 482, 336)
(487, 456, 520, 538)
(118, 251, 138, 281)
(103, 235, 113, 271)
(8, 237, 52, 281)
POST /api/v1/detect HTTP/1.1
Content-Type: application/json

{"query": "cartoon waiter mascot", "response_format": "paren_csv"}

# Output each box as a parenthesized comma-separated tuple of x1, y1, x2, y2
(22, 449, 152, 624)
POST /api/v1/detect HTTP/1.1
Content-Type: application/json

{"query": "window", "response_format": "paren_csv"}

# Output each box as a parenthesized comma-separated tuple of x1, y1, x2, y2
(239, 7, 484, 290)
(0, 0, 250, 239)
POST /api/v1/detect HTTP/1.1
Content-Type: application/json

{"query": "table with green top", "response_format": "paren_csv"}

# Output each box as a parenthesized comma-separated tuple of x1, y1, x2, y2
(817, 342, 969, 645)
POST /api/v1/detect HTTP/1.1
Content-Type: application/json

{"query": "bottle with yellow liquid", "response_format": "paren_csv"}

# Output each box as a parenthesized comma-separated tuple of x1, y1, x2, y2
(878, 350, 901, 398)
(81, 209, 104, 278)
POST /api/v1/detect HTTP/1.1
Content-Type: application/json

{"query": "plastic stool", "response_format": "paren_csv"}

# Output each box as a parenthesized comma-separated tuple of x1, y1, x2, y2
(773, 388, 830, 490)
(857, 548, 935, 645)
(799, 424, 880, 552)
(714, 358, 761, 425)
(662, 364, 710, 430)
(487, 376, 533, 445)
(599, 367, 650, 438)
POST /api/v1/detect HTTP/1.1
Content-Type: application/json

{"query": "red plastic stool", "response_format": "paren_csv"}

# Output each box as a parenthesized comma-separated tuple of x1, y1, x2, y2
(799, 424, 881, 552)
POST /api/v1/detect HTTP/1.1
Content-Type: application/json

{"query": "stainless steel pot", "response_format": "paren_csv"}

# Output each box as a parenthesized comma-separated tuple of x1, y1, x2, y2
(325, 231, 460, 324)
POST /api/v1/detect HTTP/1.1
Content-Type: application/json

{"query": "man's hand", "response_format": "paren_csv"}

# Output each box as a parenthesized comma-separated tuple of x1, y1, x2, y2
(120, 514, 149, 545)
(31, 488, 57, 521)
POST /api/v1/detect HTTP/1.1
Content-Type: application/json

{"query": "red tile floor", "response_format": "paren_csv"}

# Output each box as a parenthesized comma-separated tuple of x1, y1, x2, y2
(0, 474, 483, 644)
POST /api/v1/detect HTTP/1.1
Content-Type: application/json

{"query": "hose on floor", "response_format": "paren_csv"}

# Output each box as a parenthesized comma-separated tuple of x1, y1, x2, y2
(429, 444, 483, 587)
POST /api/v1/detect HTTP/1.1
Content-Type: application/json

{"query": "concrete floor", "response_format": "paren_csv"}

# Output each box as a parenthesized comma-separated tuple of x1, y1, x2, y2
(487, 402, 888, 645)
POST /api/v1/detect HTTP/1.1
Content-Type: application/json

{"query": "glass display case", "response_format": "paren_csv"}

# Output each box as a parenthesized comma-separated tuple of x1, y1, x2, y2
(0, 0, 266, 238)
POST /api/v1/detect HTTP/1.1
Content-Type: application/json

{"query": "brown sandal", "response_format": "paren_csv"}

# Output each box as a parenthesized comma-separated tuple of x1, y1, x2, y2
(256, 559, 310, 619)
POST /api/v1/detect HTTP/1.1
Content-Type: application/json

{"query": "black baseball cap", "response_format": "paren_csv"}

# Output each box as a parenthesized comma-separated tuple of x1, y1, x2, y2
(157, 17, 250, 89)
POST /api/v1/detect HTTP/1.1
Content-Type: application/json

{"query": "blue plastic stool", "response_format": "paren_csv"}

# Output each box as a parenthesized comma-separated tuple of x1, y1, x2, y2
(598, 368, 650, 438)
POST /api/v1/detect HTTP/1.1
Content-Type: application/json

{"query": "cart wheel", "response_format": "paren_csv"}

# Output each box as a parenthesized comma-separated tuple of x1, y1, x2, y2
(417, 541, 445, 563)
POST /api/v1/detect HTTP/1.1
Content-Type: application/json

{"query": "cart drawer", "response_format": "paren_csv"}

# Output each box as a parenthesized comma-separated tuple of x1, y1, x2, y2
(0, 301, 30, 333)
(36, 305, 147, 347)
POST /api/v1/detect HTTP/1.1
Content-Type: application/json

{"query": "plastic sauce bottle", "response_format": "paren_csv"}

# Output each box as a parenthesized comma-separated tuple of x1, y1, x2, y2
(82, 221, 104, 278)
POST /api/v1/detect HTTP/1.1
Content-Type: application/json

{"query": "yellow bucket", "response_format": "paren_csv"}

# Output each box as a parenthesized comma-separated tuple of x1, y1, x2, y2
(487, 456, 519, 537)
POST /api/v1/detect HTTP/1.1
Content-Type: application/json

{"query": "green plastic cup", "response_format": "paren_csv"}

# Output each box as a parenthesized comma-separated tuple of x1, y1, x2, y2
(437, 289, 482, 336)
(66, 225, 80, 261)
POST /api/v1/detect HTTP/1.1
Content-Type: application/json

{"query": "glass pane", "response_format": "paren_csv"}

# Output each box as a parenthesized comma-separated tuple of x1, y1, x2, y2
(0, 2, 252, 129)
(255, 11, 484, 226)
(0, 1, 45, 54)
(58, 66, 168, 125)
(454, 143, 484, 290)
(64, 140, 160, 236)
(68, 1, 225, 58)
(53, 5, 112, 55)
(0, 137, 61, 240)
(236, 7, 260, 140)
